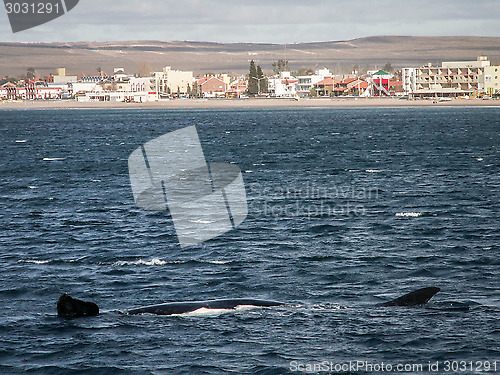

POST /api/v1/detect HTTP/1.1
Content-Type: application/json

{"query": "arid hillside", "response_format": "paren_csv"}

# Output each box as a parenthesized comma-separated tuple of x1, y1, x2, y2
(1, 36, 500, 77)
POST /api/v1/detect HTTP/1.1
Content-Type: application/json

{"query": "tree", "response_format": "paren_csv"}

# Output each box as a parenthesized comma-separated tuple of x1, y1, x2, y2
(256, 65, 268, 94)
(296, 67, 314, 76)
(247, 60, 258, 95)
(0, 76, 18, 85)
(272, 59, 289, 75)
(26, 67, 36, 80)
(383, 62, 393, 73)
(309, 87, 317, 98)
(191, 82, 198, 98)
(136, 61, 152, 77)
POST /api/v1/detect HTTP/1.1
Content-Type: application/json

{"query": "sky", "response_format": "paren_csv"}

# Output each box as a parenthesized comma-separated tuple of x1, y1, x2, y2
(1, 0, 499, 43)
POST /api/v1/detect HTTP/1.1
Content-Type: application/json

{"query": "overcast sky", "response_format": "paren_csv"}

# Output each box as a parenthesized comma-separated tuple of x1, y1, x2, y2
(1, 0, 499, 43)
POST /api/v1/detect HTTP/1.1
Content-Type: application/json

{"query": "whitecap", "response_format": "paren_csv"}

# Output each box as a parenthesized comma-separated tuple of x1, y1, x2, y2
(114, 258, 177, 266)
(205, 260, 231, 265)
(395, 212, 422, 217)
(43, 158, 65, 161)
(19, 259, 50, 264)
(366, 169, 382, 173)
(188, 219, 214, 224)
(16, 140, 28, 143)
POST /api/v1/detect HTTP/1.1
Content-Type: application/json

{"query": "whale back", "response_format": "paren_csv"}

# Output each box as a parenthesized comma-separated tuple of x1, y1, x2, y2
(126, 298, 284, 315)
(379, 287, 441, 307)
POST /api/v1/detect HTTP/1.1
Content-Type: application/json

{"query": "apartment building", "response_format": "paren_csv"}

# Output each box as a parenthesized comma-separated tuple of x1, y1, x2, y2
(296, 68, 332, 98)
(268, 71, 298, 98)
(402, 56, 498, 97)
(152, 66, 194, 97)
(484, 65, 500, 95)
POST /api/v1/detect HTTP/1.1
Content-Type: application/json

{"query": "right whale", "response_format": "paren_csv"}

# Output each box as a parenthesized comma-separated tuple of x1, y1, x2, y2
(56, 287, 441, 318)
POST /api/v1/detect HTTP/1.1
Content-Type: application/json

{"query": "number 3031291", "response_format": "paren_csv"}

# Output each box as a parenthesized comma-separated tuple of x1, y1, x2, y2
(5, 2, 61, 14)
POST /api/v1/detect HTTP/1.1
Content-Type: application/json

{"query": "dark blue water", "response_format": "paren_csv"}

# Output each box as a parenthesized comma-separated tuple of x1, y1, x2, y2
(0, 107, 498, 374)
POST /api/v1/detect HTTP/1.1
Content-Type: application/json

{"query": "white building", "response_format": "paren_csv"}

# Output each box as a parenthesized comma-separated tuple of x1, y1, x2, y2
(76, 70, 154, 102)
(402, 56, 498, 97)
(70, 82, 100, 97)
(152, 66, 194, 98)
(268, 71, 298, 98)
(52, 68, 78, 84)
(0, 84, 65, 100)
(484, 65, 500, 96)
(296, 68, 332, 98)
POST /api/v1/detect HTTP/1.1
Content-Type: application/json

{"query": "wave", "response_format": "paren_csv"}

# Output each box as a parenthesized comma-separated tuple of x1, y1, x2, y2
(113, 258, 175, 266)
(19, 259, 51, 264)
(112, 258, 232, 267)
(395, 212, 422, 217)
(19, 258, 84, 265)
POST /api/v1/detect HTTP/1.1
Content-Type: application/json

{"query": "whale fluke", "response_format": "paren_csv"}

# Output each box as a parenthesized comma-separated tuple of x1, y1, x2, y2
(57, 293, 99, 318)
(378, 287, 441, 307)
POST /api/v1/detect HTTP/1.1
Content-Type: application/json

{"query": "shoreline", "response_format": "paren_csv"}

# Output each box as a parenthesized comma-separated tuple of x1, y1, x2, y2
(1, 97, 499, 110)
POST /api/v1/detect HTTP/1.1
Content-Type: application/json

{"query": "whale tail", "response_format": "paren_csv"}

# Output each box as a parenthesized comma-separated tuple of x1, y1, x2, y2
(378, 287, 441, 307)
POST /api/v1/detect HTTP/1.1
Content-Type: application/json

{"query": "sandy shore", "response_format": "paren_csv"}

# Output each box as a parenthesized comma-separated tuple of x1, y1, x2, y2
(1, 97, 499, 110)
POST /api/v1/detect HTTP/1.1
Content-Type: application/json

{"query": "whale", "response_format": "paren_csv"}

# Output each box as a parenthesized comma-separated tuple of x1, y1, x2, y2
(377, 287, 441, 307)
(57, 287, 440, 318)
(126, 298, 284, 315)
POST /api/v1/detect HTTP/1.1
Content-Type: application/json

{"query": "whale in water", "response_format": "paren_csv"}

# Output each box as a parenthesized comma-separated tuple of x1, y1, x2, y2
(57, 287, 440, 318)
(376, 287, 441, 307)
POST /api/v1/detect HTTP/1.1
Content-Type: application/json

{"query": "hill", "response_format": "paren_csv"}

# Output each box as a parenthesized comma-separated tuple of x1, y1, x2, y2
(1, 36, 500, 77)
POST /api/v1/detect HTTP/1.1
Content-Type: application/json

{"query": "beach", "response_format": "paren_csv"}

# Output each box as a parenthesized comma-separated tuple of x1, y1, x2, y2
(1, 97, 499, 110)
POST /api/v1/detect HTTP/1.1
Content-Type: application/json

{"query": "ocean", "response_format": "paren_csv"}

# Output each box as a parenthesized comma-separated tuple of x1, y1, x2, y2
(0, 107, 498, 374)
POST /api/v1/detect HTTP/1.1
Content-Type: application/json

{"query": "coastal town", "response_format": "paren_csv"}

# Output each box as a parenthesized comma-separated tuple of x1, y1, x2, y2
(1, 56, 499, 103)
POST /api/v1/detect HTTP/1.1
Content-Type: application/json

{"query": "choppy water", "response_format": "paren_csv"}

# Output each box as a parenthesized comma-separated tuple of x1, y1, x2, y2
(0, 107, 499, 374)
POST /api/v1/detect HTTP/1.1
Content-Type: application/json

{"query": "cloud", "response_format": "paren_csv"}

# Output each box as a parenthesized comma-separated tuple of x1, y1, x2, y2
(1, 0, 499, 42)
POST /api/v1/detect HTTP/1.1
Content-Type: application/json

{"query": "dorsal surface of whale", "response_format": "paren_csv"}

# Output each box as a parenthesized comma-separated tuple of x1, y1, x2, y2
(126, 298, 284, 315)
(378, 287, 441, 307)
(57, 287, 440, 318)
